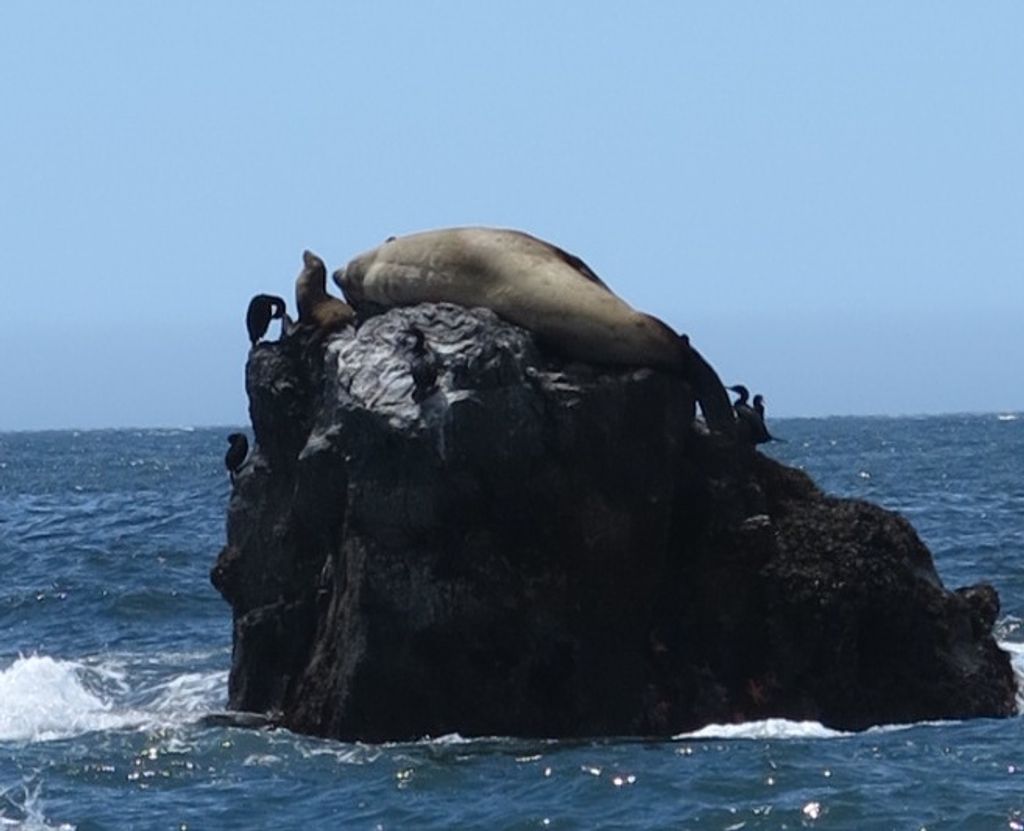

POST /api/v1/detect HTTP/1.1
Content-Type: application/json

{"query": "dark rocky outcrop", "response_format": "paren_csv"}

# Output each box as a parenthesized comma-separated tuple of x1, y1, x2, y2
(211, 302, 1017, 740)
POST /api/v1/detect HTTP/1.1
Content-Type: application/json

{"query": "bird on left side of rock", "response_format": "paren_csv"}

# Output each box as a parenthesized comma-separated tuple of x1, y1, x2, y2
(225, 433, 249, 483)
(246, 294, 287, 346)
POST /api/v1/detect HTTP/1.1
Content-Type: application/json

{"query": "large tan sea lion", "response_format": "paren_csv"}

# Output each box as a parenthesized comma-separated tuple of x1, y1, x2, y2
(333, 227, 734, 432)
(296, 250, 355, 334)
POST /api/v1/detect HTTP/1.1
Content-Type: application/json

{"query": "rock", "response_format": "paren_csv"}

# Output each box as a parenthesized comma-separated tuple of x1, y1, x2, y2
(198, 711, 278, 730)
(212, 302, 1017, 740)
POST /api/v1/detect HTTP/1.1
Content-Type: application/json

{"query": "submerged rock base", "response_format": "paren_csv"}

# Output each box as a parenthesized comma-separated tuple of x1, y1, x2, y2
(212, 303, 1016, 740)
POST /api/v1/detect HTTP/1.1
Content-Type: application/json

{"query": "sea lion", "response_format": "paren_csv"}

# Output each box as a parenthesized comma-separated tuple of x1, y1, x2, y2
(295, 250, 355, 333)
(245, 294, 287, 346)
(225, 433, 249, 483)
(333, 227, 734, 431)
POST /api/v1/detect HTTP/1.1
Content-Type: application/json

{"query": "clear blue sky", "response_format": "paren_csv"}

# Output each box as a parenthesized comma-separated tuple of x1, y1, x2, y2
(2, 3, 1021, 429)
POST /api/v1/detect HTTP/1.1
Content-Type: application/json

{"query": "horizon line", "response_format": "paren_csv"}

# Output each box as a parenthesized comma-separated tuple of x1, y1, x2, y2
(0, 410, 1020, 435)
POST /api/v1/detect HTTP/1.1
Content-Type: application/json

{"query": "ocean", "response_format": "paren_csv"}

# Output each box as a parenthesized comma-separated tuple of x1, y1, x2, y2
(1, 416, 1023, 829)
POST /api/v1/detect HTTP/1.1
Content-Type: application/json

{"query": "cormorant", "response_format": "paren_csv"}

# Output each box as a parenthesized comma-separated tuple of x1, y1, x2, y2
(225, 433, 249, 483)
(278, 309, 296, 339)
(406, 326, 439, 403)
(246, 294, 287, 346)
(753, 394, 784, 442)
(728, 384, 771, 444)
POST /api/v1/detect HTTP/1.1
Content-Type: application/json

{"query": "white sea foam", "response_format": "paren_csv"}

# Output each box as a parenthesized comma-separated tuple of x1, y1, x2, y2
(0, 779, 75, 830)
(420, 732, 474, 746)
(143, 670, 229, 719)
(673, 642, 1024, 741)
(675, 718, 849, 741)
(243, 753, 283, 767)
(0, 656, 138, 743)
(0, 654, 227, 744)
(998, 640, 1024, 713)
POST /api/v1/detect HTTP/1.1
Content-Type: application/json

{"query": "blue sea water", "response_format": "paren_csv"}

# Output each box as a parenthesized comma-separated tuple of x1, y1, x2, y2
(1, 416, 1023, 830)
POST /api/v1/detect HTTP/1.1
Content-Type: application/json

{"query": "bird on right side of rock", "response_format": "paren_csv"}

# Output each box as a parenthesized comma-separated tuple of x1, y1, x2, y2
(728, 384, 771, 445)
(752, 393, 785, 443)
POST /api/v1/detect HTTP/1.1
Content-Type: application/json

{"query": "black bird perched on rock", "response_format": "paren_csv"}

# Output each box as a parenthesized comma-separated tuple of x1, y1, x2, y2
(753, 393, 785, 443)
(728, 384, 771, 445)
(406, 326, 439, 403)
(246, 294, 287, 346)
(225, 433, 249, 483)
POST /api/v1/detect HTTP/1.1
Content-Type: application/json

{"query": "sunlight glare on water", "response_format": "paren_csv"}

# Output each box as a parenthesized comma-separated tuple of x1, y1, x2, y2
(0, 421, 1022, 828)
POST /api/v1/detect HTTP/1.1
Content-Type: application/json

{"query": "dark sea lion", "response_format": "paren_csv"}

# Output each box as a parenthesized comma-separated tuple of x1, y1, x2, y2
(334, 227, 733, 431)
(246, 294, 287, 346)
(225, 433, 249, 483)
(295, 250, 355, 334)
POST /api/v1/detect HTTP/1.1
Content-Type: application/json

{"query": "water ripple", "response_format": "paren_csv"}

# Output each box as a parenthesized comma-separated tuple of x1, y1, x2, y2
(0, 422, 1023, 828)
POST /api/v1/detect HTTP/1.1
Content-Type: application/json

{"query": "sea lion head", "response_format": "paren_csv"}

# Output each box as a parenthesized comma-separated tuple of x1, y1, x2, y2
(302, 250, 326, 280)
(332, 258, 367, 307)
(296, 250, 328, 320)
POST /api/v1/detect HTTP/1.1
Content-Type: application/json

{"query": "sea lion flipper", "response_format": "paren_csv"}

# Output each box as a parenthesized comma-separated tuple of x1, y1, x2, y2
(684, 340, 736, 435)
(642, 315, 735, 435)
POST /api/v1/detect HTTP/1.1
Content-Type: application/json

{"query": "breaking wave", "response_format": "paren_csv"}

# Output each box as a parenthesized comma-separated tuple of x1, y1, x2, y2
(0, 654, 226, 744)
